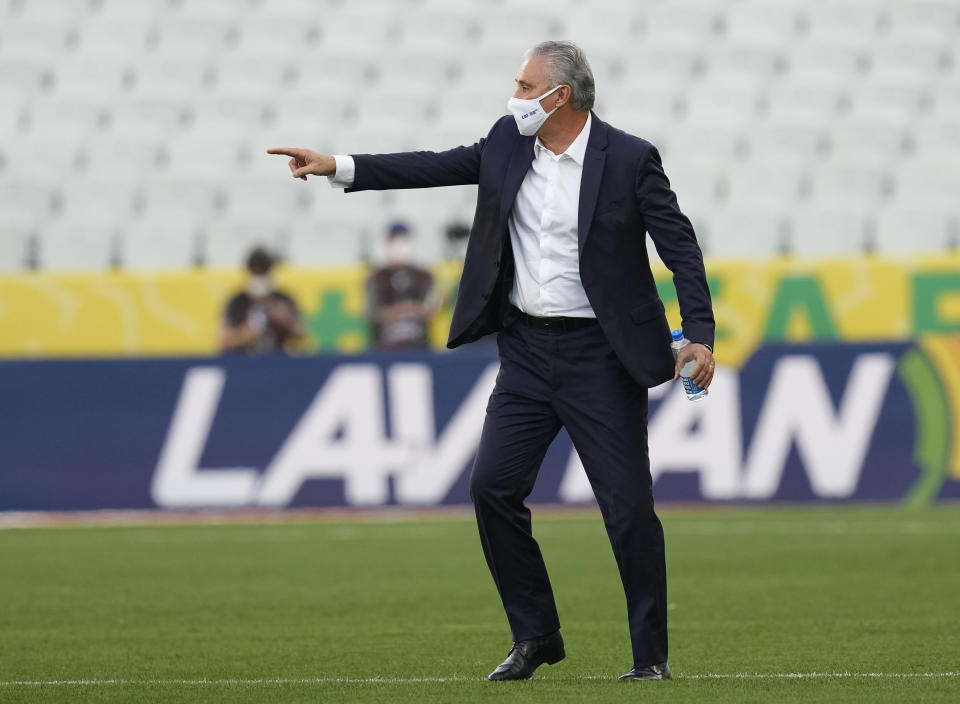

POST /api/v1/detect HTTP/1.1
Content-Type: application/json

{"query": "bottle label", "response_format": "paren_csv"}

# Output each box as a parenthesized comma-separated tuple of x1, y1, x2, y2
(681, 376, 705, 395)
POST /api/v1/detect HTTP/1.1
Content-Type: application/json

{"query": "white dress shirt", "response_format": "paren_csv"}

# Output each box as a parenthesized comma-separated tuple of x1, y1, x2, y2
(508, 112, 593, 318)
(328, 114, 594, 318)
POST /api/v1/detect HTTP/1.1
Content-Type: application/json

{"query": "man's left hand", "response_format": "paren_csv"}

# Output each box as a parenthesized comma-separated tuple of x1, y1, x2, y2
(673, 343, 716, 389)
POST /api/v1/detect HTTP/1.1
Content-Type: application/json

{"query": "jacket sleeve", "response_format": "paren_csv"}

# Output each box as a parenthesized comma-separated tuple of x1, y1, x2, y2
(636, 146, 715, 349)
(346, 141, 484, 192)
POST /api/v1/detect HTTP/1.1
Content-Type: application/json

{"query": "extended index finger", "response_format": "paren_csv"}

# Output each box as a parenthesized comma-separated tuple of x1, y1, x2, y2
(267, 147, 307, 158)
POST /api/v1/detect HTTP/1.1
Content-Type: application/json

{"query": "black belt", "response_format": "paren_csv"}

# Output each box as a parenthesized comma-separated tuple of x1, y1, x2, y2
(514, 307, 598, 334)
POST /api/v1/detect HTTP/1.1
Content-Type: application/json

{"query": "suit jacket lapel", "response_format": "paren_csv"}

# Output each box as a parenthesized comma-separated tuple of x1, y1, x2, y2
(499, 135, 535, 226)
(578, 113, 608, 254)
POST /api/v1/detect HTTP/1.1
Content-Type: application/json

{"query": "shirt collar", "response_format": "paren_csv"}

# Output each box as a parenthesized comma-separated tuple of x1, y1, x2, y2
(534, 112, 592, 166)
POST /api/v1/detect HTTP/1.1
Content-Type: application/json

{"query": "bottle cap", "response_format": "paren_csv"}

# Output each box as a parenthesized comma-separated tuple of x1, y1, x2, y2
(671, 329, 683, 342)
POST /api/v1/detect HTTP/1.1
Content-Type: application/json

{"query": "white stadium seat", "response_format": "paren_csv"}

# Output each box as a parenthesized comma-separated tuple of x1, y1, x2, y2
(291, 57, 377, 101)
(720, 1, 804, 45)
(0, 60, 51, 99)
(765, 84, 845, 125)
(0, 184, 55, 228)
(47, 59, 131, 100)
(873, 209, 954, 255)
(80, 136, 164, 180)
(106, 99, 186, 140)
(220, 178, 312, 228)
(807, 163, 889, 212)
(6, 0, 93, 23)
(783, 43, 866, 88)
(123, 222, 203, 271)
(703, 46, 785, 90)
(864, 42, 950, 84)
(318, 13, 400, 57)
(0, 139, 83, 186)
(397, 13, 479, 53)
(745, 124, 826, 169)
(38, 222, 120, 271)
(184, 99, 269, 140)
(249, 0, 321, 23)
(0, 100, 24, 137)
(211, 58, 295, 102)
(618, 48, 702, 91)
(167, 0, 250, 22)
(894, 160, 960, 212)
(285, 218, 371, 266)
(128, 58, 215, 102)
(803, 2, 883, 42)
(602, 84, 683, 139)
(95, 0, 171, 22)
(825, 123, 908, 166)
(723, 166, 806, 213)
(707, 209, 788, 258)
(845, 82, 930, 125)
(22, 99, 106, 140)
(0, 19, 76, 61)
(882, 2, 960, 42)
(475, 12, 563, 51)
(138, 180, 223, 228)
(204, 222, 285, 269)
(55, 179, 138, 229)
(72, 20, 154, 61)
(639, 3, 723, 49)
(0, 225, 34, 271)
(787, 210, 871, 257)
(666, 126, 744, 167)
(158, 136, 246, 181)
(680, 86, 764, 128)
(150, 18, 236, 61)
(373, 54, 458, 96)
(233, 20, 310, 60)
(911, 123, 960, 161)
(662, 162, 722, 226)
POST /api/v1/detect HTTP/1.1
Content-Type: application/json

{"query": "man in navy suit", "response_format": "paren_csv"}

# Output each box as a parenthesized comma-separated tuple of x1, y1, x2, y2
(269, 40, 715, 683)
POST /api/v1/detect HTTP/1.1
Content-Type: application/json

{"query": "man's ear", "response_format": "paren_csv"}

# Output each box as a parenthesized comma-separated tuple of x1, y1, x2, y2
(556, 84, 571, 108)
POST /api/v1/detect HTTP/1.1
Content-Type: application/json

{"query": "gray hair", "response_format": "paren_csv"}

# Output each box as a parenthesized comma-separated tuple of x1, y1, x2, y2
(523, 40, 596, 112)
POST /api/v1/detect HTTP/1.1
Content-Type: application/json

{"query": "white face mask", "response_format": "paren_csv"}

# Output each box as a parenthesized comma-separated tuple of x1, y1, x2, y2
(386, 237, 411, 265)
(507, 84, 563, 136)
(247, 274, 272, 298)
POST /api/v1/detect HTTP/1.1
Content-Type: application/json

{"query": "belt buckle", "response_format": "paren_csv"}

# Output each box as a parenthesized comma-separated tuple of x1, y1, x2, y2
(545, 317, 566, 333)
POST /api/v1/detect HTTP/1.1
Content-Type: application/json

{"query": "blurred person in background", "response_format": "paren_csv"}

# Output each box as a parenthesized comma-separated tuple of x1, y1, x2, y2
(444, 220, 471, 261)
(269, 40, 714, 683)
(220, 246, 305, 355)
(366, 221, 440, 350)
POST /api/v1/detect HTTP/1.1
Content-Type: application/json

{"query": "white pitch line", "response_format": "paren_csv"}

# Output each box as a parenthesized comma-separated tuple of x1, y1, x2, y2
(1, 672, 958, 686)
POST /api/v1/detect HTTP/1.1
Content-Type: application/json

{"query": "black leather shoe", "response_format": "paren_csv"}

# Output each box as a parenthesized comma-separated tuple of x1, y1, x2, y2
(487, 631, 565, 681)
(619, 662, 671, 681)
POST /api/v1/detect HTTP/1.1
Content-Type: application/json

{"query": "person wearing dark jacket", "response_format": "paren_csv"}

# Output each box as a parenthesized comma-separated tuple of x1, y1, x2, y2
(269, 40, 715, 683)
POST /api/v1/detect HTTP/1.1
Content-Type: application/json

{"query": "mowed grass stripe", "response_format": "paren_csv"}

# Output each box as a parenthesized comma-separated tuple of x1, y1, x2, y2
(3, 672, 960, 686)
(1, 506, 958, 703)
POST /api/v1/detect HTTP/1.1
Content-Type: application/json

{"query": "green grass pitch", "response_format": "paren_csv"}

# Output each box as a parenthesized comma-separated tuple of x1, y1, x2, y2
(1, 505, 958, 703)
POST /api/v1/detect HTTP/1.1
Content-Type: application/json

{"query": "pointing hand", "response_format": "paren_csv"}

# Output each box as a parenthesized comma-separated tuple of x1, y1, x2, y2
(266, 147, 336, 180)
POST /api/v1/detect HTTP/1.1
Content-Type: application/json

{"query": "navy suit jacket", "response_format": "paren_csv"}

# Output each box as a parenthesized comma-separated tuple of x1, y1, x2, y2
(347, 113, 714, 388)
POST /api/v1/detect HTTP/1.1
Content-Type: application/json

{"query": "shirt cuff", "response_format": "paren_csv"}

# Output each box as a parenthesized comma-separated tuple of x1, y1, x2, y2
(327, 154, 355, 188)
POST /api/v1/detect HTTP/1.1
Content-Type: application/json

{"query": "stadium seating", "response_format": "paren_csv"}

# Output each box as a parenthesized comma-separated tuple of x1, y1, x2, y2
(0, 0, 957, 271)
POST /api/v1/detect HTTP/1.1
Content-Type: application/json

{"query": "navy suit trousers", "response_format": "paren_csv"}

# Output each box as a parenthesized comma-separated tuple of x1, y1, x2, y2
(469, 314, 668, 667)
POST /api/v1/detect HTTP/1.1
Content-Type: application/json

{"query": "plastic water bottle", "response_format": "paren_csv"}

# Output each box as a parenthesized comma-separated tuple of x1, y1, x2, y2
(671, 329, 708, 401)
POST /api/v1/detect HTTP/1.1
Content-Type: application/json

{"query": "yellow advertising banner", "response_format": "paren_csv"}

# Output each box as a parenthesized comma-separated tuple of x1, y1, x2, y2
(1, 256, 959, 365)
